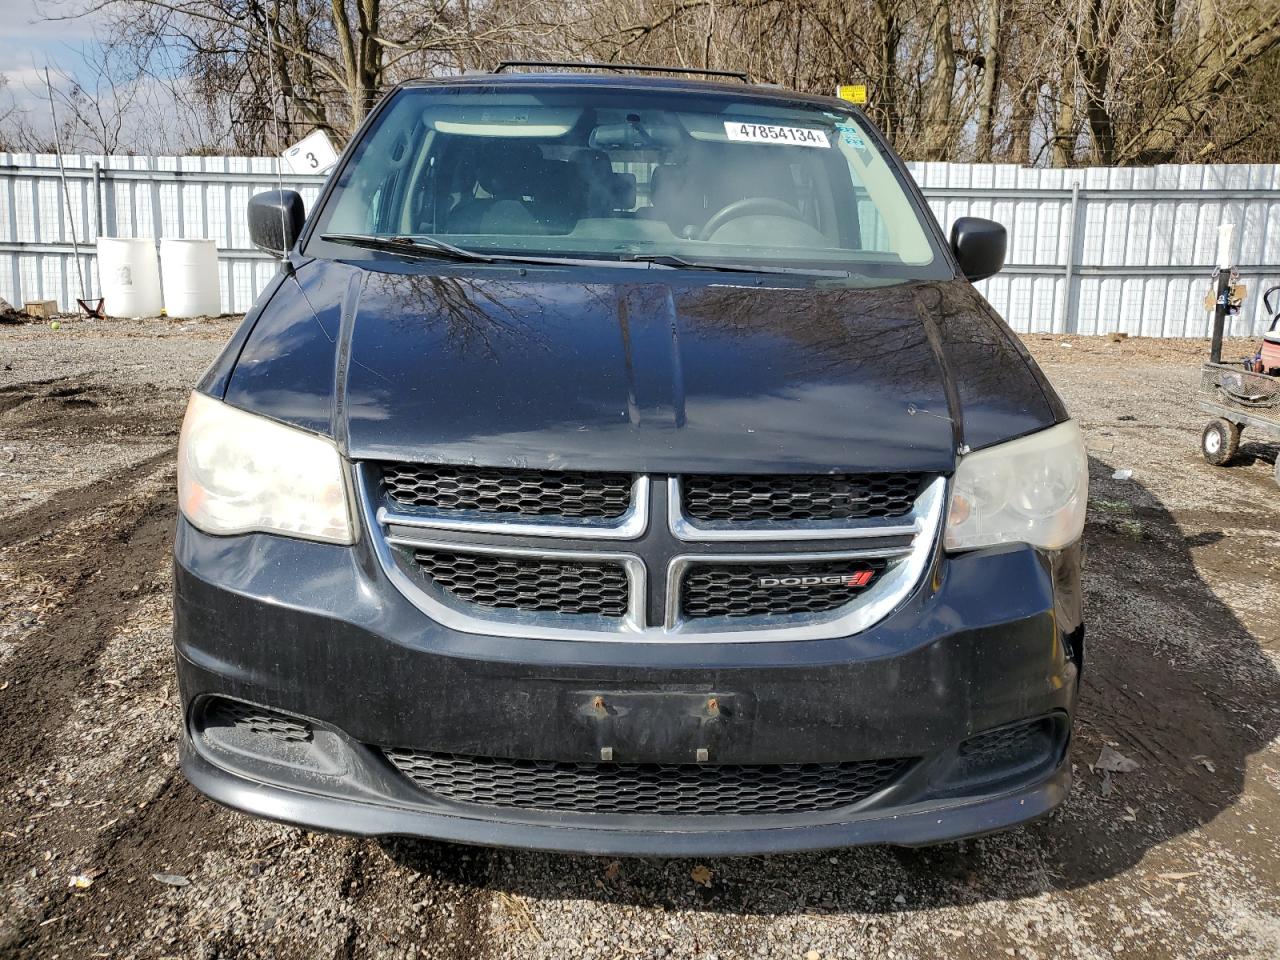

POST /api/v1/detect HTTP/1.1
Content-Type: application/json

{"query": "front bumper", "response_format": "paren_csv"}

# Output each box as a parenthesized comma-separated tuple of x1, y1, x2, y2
(173, 518, 1081, 855)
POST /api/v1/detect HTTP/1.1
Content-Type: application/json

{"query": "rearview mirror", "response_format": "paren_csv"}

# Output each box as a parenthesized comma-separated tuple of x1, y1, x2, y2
(950, 217, 1006, 282)
(248, 190, 305, 259)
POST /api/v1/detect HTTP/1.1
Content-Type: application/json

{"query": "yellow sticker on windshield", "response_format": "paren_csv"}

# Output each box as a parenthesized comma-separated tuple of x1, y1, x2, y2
(836, 84, 868, 104)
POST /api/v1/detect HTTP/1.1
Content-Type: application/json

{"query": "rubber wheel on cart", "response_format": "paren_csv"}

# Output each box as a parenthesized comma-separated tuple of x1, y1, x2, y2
(1201, 418, 1240, 466)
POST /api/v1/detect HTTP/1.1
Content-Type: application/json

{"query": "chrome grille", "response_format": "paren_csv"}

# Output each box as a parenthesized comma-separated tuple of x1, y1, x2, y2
(385, 749, 911, 815)
(366, 463, 945, 643)
(412, 548, 630, 617)
(682, 473, 921, 523)
(681, 559, 889, 619)
(381, 463, 633, 519)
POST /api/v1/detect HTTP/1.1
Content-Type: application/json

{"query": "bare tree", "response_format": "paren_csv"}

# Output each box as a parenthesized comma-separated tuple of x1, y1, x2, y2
(62, 0, 563, 152)
(0, 75, 18, 151)
(39, 0, 1280, 164)
(0, 74, 58, 153)
(43, 45, 149, 154)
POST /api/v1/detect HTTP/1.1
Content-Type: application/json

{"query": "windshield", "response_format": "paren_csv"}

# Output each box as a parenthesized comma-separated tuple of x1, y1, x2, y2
(309, 84, 948, 277)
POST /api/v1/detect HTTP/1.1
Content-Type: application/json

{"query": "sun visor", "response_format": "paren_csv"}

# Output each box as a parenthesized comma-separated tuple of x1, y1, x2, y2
(428, 105, 581, 138)
(678, 106, 836, 142)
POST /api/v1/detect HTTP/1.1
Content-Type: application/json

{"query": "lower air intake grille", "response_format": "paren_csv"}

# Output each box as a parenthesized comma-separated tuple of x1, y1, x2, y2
(412, 549, 629, 617)
(203, 698, 312, 743)
(959, 718, 1054, 762)
(682, 473, 922, 523)
(681, 559, 889, 619)
(385, 750, 911, 815)
(381, 464, 633, 519)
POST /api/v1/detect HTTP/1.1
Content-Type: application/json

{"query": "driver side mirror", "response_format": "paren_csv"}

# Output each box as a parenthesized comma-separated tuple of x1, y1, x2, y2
(248, 190, 305, 259)
(950, 217, 1006, 282)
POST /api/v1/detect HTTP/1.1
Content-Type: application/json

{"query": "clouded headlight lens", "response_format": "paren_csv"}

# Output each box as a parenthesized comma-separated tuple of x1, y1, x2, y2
(946, 420, 1087, 552)
(178, 392, 353, 544)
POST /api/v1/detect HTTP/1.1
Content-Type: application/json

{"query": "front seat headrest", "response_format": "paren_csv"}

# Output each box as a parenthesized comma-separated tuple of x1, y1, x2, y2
(476, 141, 545, 198)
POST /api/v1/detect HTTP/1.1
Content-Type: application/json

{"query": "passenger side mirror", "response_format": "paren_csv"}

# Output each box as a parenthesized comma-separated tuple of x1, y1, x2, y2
(950, 217, 1006, 282)
(248, 190, 305, 258)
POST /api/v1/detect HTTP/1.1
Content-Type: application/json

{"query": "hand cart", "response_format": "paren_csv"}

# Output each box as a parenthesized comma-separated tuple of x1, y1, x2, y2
(1199, 285, 1280, 487)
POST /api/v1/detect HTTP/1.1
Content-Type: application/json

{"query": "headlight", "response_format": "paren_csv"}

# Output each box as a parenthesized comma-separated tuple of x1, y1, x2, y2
(177, 392, 353, 544)
(946, 420, 1087, 552)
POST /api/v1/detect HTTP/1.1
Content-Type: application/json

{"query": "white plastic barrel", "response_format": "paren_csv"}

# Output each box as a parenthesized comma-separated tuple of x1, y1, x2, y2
(160, 239, 222, 318)
(96, 238, 163, 318)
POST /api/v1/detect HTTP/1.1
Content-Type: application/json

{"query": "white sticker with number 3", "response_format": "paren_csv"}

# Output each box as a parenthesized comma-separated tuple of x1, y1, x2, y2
(723, 121, 830, 148)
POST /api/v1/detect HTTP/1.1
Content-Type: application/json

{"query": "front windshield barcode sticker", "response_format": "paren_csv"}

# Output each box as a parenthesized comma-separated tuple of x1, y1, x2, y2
(724, 122, 830, 148)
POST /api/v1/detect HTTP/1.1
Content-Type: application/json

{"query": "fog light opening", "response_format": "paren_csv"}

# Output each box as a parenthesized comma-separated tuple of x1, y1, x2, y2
(192, 697, 346, 778)
(942, 715, 1063, 793)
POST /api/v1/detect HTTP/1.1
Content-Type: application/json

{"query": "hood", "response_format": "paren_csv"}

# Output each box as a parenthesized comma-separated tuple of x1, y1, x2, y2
(223, 259, 1063, 474)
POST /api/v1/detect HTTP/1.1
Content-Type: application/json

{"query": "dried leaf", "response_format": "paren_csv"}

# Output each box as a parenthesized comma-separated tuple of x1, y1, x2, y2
(604, 861, 621, 881)
(1192, 755, 1216, 773)
(151, 873, 190, 888)
(690, 864, 713, 888)
(1096, 746, 1140, 774)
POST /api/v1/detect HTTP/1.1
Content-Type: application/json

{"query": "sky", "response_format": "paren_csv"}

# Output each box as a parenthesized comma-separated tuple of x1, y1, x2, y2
(0, 0, 195, 152)
(0, 0, 108, 117)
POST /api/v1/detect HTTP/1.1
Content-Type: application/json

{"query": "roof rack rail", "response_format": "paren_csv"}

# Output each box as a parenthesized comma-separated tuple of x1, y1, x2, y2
(492, 60, 751, 83)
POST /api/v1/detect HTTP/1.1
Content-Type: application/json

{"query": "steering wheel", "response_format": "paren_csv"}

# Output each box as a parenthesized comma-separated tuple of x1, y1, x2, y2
(697, 197, 806, 241)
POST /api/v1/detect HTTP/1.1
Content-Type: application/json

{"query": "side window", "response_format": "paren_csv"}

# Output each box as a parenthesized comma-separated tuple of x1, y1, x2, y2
(788, 153, 846, 246)
(856, 189, 894, 253)
(369, 169, 405, 234)
(836, 161, 887, 253)
(788, 162, 815, 224)
(608, 155, 641, 214)
(631, 162, 656, 209)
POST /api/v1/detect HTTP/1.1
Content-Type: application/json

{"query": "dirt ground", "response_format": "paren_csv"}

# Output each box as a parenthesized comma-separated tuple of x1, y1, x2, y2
(1, 316, 1278, 960)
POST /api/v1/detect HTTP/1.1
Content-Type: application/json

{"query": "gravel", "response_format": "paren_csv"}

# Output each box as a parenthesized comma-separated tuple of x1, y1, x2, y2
(1, 316, 1278, 959)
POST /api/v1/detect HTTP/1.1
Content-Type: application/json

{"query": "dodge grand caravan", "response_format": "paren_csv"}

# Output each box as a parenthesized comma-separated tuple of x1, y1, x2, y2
(174, 64, 1087, 855)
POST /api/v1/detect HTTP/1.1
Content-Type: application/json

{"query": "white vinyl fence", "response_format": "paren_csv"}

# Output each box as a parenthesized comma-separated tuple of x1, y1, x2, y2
(913, 162, 1280, 337)
(0, 154, 326, 316)
(1, 151, 1278, 336)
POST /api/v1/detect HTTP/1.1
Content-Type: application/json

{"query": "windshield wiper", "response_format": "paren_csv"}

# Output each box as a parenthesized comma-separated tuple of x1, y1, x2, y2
(622, 253, 850, 277)
(321, 233, 616, 270)
(321, 233, 496, 263)
(321, 235, 848, 276)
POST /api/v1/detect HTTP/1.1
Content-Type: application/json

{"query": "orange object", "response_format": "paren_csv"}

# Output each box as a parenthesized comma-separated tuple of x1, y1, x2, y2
(1262, 286, 1280, 372)
(1261, 331, 1280, 373)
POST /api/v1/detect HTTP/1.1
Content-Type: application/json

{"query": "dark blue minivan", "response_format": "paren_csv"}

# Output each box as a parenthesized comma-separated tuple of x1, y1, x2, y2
(173, 65, 1087, 854)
